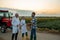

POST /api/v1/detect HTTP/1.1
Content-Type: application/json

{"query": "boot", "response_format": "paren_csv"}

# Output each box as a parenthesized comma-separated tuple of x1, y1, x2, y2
(26, 36, 29, 40)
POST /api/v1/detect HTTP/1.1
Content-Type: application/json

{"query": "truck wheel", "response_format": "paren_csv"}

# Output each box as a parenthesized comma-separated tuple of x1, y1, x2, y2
(1, 25, 6, 33)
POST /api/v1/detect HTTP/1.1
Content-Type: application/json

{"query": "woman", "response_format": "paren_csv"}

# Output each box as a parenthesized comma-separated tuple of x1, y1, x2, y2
(21, 16, 28, 40)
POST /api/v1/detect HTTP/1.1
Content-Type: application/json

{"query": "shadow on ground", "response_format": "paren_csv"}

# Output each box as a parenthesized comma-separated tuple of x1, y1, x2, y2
(0, 37, 4, 40)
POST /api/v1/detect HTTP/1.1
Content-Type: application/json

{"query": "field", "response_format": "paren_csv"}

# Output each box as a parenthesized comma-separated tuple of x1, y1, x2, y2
(23, 17, 60, 32)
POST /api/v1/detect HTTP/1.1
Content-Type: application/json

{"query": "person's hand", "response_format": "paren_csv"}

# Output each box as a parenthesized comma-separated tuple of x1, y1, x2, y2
(27, 23, 31, 26)
(17, 25, 19, 27)
(19, 24, 21, 26)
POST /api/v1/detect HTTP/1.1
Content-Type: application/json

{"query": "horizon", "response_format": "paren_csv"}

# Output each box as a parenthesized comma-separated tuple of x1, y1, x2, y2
(0, 8, 60, 17)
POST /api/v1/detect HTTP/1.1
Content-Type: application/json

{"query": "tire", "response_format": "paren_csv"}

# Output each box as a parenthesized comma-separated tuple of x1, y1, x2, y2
(1, 25, 6, 33)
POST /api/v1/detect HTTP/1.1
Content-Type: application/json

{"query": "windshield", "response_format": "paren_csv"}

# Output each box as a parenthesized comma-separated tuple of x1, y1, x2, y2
(0, 12, 12, 17)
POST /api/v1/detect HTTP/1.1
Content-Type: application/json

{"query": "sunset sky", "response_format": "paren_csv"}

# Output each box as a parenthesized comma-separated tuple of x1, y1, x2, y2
(0, 0, 60, 14)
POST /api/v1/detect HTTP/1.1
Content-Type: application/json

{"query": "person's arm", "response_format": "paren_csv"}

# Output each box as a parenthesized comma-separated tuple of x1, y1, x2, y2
(20, 20, 23, 27)
(18, 21, 21, 28)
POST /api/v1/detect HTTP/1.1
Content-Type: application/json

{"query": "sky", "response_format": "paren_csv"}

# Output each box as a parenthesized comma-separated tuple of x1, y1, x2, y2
(0, 0, 60, 14)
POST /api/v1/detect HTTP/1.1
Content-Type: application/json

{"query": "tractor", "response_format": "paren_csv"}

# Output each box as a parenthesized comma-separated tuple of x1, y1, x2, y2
(0, 10, 13, 33)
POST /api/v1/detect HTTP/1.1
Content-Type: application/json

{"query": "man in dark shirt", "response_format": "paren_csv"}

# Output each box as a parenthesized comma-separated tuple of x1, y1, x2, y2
(30, 12, 37, 40)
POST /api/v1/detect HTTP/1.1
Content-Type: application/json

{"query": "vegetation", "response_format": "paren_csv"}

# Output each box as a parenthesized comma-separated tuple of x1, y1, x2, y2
(24, 17, 60, 32)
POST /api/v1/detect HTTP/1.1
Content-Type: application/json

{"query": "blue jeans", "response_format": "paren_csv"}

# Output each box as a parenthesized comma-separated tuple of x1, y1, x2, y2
(30, 29, 36, 40)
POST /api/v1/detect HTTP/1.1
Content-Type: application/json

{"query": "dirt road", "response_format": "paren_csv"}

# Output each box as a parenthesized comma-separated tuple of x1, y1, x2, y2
(0, 31, 60, 40)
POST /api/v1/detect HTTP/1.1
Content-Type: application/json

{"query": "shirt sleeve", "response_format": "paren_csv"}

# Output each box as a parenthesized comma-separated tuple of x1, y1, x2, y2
(20, 20, 23, 26)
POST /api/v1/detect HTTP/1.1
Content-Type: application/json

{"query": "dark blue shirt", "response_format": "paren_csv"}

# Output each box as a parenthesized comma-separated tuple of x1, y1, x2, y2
(31, 17, 37, 29)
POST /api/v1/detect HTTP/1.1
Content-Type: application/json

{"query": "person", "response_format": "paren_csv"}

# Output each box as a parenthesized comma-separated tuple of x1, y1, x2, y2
(11, 13, 20, 40)
(21, 16, 28, 40)
(30, 12, 37, 40)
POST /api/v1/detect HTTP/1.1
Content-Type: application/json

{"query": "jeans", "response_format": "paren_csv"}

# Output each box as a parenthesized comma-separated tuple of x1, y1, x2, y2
(30, 29, 36, 40)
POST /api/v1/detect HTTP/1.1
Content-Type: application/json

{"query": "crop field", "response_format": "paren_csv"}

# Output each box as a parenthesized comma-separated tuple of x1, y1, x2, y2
(21, 17, 60, 32)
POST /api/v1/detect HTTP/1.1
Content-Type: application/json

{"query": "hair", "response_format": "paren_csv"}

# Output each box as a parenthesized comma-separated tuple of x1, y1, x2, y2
(21, 16, 25, 19)
(15, 13, 18, 16)
(32, 12, 35, 15)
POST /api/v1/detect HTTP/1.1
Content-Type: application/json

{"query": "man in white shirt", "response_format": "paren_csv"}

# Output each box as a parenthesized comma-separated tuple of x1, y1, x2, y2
(11, 13, 20, 40)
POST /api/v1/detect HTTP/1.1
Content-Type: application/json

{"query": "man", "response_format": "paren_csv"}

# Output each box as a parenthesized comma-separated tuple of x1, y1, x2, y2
(30, 12, 37, 40)
(11, 13, 20, 40)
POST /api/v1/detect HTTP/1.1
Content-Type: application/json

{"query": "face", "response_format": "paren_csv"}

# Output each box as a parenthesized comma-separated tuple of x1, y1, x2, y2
(15, 13, 19, 18)
(32, 13, 35, 17)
